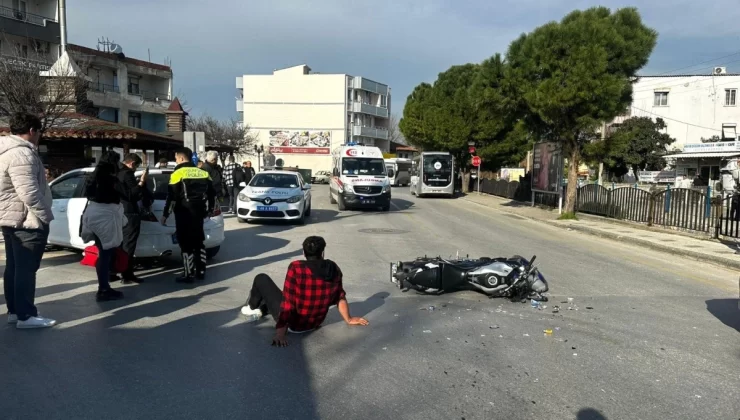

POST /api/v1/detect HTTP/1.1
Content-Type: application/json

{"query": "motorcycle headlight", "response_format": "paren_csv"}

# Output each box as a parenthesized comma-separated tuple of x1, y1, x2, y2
(287, 195, 303, 203)
(238, 193, 250, 202)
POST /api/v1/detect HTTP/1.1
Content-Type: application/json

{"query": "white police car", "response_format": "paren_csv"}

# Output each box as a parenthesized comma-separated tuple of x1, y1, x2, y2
(236, 170, 312, 224)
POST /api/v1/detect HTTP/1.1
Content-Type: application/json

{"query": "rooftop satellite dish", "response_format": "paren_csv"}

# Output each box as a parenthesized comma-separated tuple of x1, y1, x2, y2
(110, 43, 123, 54)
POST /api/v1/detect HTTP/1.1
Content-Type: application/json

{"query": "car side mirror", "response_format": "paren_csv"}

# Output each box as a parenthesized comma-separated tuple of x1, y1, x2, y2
(333, 168, 339, 177)
(303, 184, 311, 190)
(239, 182, 247, 188)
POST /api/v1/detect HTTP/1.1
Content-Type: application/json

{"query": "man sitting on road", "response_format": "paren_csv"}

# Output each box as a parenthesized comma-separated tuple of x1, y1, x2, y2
(241, 236, 369, 347)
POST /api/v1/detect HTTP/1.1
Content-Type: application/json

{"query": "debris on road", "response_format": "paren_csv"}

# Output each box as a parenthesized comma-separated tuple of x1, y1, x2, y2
(490, 325, 500, 329)
(543, 329, 553, 335)
(423, 330, 432, 333)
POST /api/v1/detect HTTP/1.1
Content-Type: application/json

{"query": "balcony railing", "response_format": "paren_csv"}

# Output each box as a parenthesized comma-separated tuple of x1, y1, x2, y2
(0, 53, 51, 71)
(0, 5, 56, 27)
(88, 83, 120, 94)
(352, 125, 389, 140)
(128, 89, 171, 101)
(351, 101, 389, 118)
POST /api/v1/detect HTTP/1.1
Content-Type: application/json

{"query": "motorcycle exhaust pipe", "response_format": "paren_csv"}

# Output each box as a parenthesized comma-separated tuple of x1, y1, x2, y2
(468, 282, 509, 294)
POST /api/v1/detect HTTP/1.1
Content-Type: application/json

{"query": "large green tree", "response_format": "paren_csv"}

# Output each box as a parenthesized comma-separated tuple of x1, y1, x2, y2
(506, 7, 657, 213)
(584, 117, 674, 178)
(471, 53, 531, 169)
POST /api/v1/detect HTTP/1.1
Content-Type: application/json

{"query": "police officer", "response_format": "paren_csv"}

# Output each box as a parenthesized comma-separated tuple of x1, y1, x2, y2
(161, 147, 216, 283)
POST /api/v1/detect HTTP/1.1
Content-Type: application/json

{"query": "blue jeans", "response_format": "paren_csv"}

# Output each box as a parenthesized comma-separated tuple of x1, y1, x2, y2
(94, 236, 114, 291)
(2, 224, 49, 321)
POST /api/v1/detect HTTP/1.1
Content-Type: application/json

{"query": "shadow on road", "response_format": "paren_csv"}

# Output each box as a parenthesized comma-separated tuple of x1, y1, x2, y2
(705, 298, 740, 333)
(577, 408, 608, 419)
(322, 291, 389, 327)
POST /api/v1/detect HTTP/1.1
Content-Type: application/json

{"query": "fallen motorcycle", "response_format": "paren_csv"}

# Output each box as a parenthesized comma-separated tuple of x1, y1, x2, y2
(390, 254, 549, 301)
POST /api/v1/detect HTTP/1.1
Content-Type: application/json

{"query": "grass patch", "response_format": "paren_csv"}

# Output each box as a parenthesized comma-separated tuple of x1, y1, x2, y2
(558, 212, 578, 220)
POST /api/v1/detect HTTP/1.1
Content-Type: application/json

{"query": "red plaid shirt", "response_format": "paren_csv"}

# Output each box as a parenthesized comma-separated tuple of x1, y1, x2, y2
(276, 260, 346, 331)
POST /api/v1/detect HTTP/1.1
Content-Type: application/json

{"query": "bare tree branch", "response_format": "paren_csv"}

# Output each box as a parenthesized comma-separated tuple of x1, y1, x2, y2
(186, 113, 256, 162)
(387, 113, 405, 145)
(0, 34, 93, 130)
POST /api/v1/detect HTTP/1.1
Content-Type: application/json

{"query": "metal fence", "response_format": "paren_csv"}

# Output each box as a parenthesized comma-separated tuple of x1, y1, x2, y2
(477, 178, 730, 236)
(716, 194, 740, 239)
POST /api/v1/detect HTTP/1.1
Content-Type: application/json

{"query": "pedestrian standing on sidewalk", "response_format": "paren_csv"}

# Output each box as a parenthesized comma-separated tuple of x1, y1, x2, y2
(115, 153, 148, 284)
(223, 155, 238, 214)
(81, 160, 128, 301)
(0, 112, 56, 329)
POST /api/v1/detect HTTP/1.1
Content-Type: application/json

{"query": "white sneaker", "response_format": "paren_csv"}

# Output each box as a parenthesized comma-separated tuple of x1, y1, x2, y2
(8, 314, 18, 324)
(240, 305, 263, 322)
(16, 316, 57, 329)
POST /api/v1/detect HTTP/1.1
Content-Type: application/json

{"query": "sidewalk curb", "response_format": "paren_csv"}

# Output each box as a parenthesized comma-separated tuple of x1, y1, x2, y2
(460, 196, 740, 271)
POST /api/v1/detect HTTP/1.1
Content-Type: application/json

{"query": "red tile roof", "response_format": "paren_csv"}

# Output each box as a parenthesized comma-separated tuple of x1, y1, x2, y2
(167, 97, 186, 113)
(67, 44, 172, 72)
(0, 114, 182, 147)
(395, 146, 418, 151)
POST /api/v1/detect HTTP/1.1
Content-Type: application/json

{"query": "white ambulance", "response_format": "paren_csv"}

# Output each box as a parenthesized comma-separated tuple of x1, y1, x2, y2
(329, 144, 392, 211)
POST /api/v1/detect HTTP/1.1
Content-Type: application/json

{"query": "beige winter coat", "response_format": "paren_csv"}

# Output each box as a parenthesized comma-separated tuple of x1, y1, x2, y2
(0, 134, 54, 229)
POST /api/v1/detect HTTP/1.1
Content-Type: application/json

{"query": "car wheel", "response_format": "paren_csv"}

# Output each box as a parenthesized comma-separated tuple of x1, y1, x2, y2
(206, 246, 220, 260)
(329, 190, 337, 204)
(337, 194, 346, 211)
(237, 217, 247, 224)
(305, 203, 312, 217)
(381, 205, 390, 212)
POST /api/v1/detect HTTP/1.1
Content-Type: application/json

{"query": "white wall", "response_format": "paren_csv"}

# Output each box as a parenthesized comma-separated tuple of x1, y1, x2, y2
(628, 74, 740, 149)
(239, 67, 347, 173)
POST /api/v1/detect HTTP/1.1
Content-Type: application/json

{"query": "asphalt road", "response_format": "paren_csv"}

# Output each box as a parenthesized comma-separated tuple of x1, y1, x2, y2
(1, 185, 738, 420)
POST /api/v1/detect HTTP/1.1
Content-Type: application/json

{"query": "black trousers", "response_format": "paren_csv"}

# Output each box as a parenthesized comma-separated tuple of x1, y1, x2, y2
(174, 210, 206, 275)
(246, 274, 283, 320)
(120, 213, 141, 278)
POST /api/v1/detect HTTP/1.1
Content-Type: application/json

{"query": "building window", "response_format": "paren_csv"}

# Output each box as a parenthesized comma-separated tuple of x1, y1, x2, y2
(128, 112, 141, 128)
(380, 95, 387, 107)
(15, 43, 28, 58)
(725, 89, 737, 106)
(128, 77, 140, 95)
(653, 91, 668, 107)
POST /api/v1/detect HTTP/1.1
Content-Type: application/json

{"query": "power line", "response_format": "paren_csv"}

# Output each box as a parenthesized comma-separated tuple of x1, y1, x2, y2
(629, 105, 723, 132)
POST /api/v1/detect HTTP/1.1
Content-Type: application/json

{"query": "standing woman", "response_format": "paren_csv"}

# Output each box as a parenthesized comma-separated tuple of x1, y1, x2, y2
(81, 159, 128, 301)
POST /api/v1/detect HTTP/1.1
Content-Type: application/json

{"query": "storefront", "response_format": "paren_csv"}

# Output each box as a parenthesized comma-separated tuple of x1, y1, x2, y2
(664, 141, 740, 190)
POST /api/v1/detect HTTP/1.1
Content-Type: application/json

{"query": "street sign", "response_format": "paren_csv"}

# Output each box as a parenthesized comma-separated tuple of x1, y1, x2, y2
(469, 146, 476, 154)
(472, 156, 481, 166)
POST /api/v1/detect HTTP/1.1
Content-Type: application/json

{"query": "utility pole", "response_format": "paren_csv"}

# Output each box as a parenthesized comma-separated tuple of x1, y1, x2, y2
(599, 121, 606, 185)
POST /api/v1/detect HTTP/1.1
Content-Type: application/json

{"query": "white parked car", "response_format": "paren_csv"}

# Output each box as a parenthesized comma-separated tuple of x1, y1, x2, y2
(47, 167, 225, 259)
(311, 170, 331, 184)
(236, 170, 312, 224)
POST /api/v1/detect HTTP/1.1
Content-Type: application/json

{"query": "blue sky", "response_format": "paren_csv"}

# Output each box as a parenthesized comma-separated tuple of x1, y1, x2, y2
(68, 0, 740, 120)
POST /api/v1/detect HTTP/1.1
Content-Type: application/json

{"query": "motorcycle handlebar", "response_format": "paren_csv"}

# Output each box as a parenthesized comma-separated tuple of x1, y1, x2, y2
(529, 255, 536, 266)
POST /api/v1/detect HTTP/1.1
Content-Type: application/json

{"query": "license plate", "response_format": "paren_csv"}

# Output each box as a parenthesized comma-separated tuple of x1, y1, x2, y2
(361, 199, 375, 204)
(171, 234, 178, 244)
(257, 206, 279, 211)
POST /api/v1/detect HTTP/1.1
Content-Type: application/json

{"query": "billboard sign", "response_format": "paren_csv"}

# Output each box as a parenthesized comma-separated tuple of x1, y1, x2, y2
(268, 130, 331, 154)
(638, 170, 676, 183)
(532, 142, 563, 193)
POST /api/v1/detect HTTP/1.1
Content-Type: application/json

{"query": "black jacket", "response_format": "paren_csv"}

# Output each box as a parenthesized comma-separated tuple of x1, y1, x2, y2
(233, 166, 247, 187)
(201, 161, 223, 196)
(163, 162, 216, 218)
(116, 164, 144, 214)
(245, 166, 255, 183)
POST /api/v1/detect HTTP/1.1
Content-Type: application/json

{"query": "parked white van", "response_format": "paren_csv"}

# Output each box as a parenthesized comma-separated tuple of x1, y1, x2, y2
(329, 144, 392, 211)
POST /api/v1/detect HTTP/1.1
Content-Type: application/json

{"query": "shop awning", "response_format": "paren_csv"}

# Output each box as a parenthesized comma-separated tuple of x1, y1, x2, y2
(663, 152, 740, 159)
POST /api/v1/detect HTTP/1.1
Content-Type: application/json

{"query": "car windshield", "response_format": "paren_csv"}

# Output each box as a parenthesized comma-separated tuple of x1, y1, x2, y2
(250, 173, 300, 188)
(342, 158, 386, 176)
(423, 155, 453, 175)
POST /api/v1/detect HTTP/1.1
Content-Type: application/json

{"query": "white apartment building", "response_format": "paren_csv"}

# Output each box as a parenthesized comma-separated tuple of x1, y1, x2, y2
(0, 0, 62, 69)
(616, 67, 740, 148)
(607, 67, 740, 184)
(236, 64, 392, 172)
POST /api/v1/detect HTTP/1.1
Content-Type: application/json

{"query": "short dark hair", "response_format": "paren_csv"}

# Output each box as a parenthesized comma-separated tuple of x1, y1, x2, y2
(100, 150, 121, 165)
(175, 147, 193, 161)
(10, 112, 42, 136)
(123, 153, 143, 165)
(302, 236, 326, 259)
(158, 157, 168, 164)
